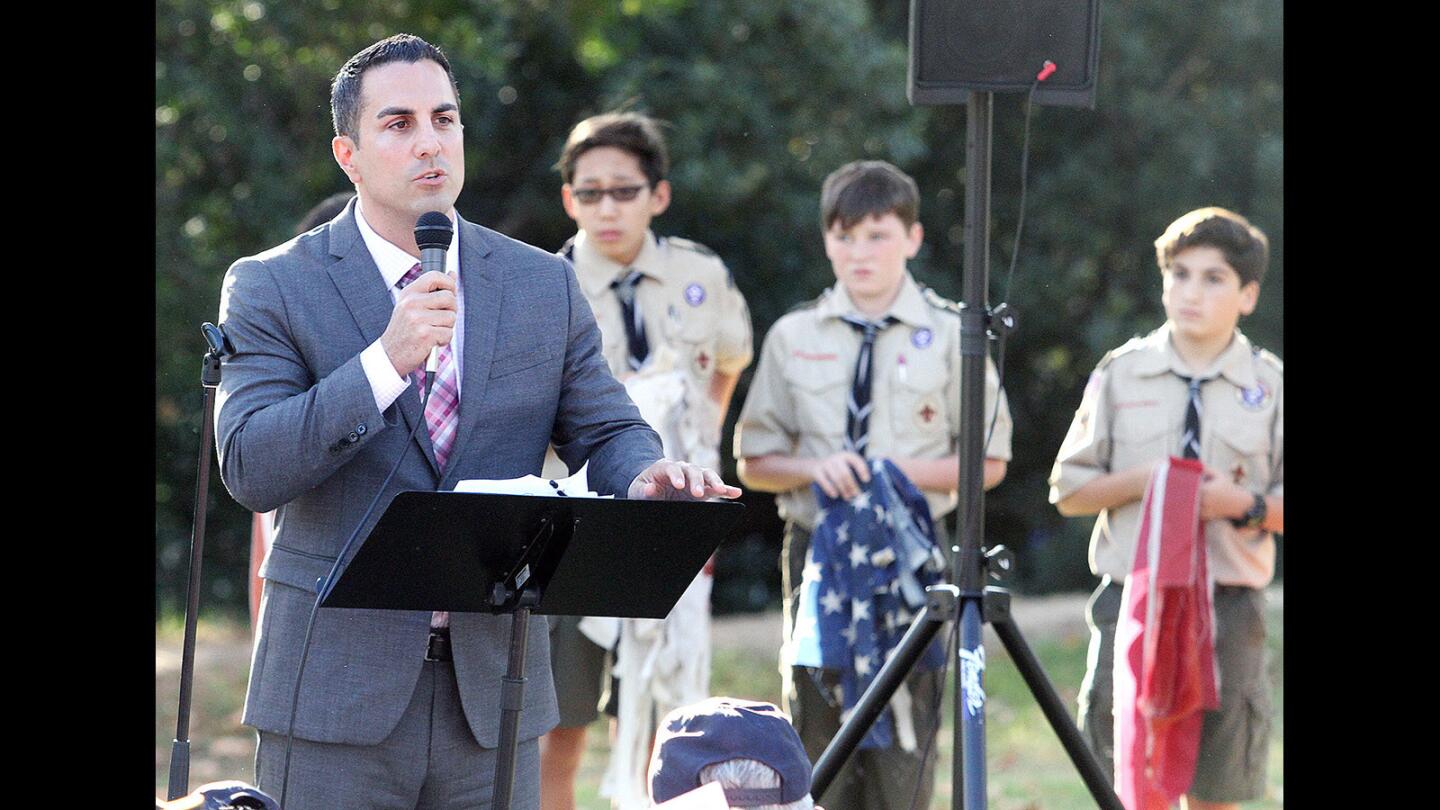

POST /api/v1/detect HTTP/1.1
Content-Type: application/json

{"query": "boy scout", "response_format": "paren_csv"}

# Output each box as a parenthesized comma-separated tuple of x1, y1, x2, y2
(538, 110, 753, 810)
(735, 160, 1012, 810)
(1048, 207, 1283, 810)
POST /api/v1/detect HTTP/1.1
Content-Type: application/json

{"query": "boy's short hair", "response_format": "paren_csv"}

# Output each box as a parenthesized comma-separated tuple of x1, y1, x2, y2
(556, 111, 670, 187)
(820, 160, 920, 231)
(1154, 207, 1270, 286)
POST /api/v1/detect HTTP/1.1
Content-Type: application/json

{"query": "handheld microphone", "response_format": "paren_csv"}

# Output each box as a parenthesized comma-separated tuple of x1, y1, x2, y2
(414, 211, 455, 374)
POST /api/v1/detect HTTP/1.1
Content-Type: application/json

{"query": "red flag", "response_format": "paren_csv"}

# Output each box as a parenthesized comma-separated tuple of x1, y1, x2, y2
(1113, 457, 1220, 809)
(248, 511, 275, 632)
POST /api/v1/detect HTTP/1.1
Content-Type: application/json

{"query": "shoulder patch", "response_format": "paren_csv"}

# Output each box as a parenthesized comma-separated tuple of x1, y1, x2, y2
(663, 235, 717, 258)
(1094, 335, 1148, 372)
(786, 291, 827, 314)
(1253, 346, 1284, 374)
(921, 286, 963, 314)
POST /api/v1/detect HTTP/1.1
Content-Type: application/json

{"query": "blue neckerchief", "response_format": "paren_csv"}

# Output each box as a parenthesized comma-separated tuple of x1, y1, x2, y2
(807, 458, 946, 750)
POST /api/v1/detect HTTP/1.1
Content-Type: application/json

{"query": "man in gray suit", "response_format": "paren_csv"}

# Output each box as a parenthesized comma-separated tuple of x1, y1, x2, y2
(214, 34, 739, 810)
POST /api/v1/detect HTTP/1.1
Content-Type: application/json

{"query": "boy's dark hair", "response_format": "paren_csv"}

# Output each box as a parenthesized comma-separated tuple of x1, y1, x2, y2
(555, 111, 670, 187)
(331, 34, 459, 144)
(820, 160, 920, 231)
(295, 191, 356, 235)
(1154, 207, 1270, 286)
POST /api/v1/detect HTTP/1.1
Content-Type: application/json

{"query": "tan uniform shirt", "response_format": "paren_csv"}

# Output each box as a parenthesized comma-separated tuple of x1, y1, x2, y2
(734, 273, 1013, 530)
(542, 229, 753, 478)
(1048, 324, 1284, 588)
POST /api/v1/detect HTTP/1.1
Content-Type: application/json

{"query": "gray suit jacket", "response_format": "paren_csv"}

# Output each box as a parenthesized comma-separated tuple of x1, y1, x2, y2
(215, 200, 663, 747)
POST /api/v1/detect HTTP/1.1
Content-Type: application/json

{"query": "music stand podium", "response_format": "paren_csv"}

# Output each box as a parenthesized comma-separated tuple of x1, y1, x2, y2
(321, 490, 746, 810)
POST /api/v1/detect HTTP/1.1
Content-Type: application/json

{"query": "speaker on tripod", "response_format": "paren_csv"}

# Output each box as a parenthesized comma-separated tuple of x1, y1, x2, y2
(907, 0, 1102, 107)
(808, 4, 1127, 810)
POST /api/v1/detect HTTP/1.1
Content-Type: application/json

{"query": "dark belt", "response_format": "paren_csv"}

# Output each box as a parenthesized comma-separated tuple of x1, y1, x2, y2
(425, 627, 452, 662)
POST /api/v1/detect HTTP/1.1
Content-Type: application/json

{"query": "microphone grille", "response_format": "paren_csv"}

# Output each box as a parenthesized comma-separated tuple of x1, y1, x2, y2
(414, 211, 454, 250)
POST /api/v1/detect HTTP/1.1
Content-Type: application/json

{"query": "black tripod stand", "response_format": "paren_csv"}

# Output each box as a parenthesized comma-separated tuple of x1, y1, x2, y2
(165, 323, 232, 801)
(809, 92, 1123, 810)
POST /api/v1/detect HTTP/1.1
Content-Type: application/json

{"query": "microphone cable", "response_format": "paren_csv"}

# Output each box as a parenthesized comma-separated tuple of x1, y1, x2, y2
(277, 368, 438, 806)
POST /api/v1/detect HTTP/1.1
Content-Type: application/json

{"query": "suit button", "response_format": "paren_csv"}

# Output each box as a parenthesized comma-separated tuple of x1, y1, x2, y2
(348, 432, 360, 443)
(356, 423, 368, 435)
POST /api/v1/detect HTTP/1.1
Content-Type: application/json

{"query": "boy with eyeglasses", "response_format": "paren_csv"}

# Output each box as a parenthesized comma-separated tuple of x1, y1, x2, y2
(538, 110, 753, 810)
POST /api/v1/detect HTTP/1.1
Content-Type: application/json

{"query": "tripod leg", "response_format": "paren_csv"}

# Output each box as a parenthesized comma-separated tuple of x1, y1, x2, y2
(988, 613, 1124, 810)
(811, 590, 952, 802)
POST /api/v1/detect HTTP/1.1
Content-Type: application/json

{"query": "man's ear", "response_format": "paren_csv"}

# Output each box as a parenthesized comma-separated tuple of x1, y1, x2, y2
(333, 135, 361, 184)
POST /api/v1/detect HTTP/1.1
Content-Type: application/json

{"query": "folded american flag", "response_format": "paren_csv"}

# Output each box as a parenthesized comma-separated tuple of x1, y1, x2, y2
(1114, 457, 1220, 809)
(798, 459, 947, 750)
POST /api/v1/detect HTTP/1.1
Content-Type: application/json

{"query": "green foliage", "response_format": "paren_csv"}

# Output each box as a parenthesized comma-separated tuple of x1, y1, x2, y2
(156, 0, 1281, 614)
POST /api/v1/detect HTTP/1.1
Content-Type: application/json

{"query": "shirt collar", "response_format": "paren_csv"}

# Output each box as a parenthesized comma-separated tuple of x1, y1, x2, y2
(1132, 323, 1258, 388)
(354, 197, 460, 288)
(572, 229, 662, 299)
(816, 272, 933, 328)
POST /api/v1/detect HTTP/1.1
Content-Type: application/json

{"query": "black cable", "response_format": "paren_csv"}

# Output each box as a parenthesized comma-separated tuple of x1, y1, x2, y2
(1000, 73, 1043, 305)
(985, 71, 1040, 452)
(907, 597, 962, 810)
(985, 322, 1010, 456)
(278, 369, 437, 806)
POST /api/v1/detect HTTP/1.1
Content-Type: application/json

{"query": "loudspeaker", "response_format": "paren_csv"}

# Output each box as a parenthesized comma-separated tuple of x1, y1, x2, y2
(907, 0, 1102, 108)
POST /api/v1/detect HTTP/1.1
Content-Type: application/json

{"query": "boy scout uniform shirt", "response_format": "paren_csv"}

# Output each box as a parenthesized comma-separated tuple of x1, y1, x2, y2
(541, 229, 753, 478)
(734, 273, 1013, 530)
(1048, 324, 1284, 588)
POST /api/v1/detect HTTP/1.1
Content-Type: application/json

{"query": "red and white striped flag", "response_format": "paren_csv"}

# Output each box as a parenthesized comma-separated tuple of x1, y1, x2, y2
(1113, 456, 1220, 809)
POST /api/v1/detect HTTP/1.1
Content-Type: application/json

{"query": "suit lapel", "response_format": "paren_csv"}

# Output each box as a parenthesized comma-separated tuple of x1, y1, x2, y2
(440, 218, 501, 489)
(326, 203, 441, 478)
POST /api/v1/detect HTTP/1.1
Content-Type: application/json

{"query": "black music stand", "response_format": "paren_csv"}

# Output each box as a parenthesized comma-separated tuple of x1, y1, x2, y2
(321, 491, 746, 810)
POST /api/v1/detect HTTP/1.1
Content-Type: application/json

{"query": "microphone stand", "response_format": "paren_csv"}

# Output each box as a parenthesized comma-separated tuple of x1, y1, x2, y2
(166, 322, 232, 800)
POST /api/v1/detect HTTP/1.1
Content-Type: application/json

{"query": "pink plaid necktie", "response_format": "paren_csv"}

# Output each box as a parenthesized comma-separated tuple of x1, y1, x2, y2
(398, 262, 459, 631)
(397, 263, 460, 472)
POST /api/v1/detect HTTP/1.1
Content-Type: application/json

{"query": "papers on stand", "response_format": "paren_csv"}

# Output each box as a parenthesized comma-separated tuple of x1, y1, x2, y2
(452, 467, 610, 498)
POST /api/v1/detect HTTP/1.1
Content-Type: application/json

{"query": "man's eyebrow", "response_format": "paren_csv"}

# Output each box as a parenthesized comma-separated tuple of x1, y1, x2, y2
(374, 102, 458, 119)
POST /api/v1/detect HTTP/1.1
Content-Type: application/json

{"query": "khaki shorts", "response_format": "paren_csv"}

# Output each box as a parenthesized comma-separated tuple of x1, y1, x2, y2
(1078, 577, 1273, 803)
(546, 615, 614, 729)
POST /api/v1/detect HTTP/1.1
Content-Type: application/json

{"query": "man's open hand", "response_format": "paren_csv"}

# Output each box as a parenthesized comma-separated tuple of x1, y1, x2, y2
(628, 459, 742, 501)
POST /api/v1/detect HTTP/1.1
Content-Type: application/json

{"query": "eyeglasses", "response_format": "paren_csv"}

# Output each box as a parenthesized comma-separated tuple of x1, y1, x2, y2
(572, 185, 647, 204)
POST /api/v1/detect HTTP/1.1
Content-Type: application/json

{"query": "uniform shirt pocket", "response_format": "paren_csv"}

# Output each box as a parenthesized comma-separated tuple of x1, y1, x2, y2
(1110, 409, 1172, 471)
(891, 354, 950, 437)
(1214, 421, 1271, 492)
(790, 360, 850, 438)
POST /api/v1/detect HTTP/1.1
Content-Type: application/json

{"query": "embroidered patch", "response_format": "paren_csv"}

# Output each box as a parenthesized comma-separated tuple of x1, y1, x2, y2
(684, 283, 706, 306)
(693, 349, 712, 374)
(1237, 381, 1270, 410)
(914, 395, 944, 430)
(911, 327, 934, 349)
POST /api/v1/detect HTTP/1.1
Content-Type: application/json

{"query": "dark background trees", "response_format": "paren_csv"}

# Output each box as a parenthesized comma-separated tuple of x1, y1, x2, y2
(156, 0, 1281, 616)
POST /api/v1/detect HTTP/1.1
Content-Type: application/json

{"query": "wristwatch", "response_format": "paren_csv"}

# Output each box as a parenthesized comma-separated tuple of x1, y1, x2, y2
(1231, 493, 1267, 529)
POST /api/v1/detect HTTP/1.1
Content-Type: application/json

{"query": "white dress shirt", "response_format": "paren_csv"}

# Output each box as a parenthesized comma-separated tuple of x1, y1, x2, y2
(354, 198, 464, 413)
